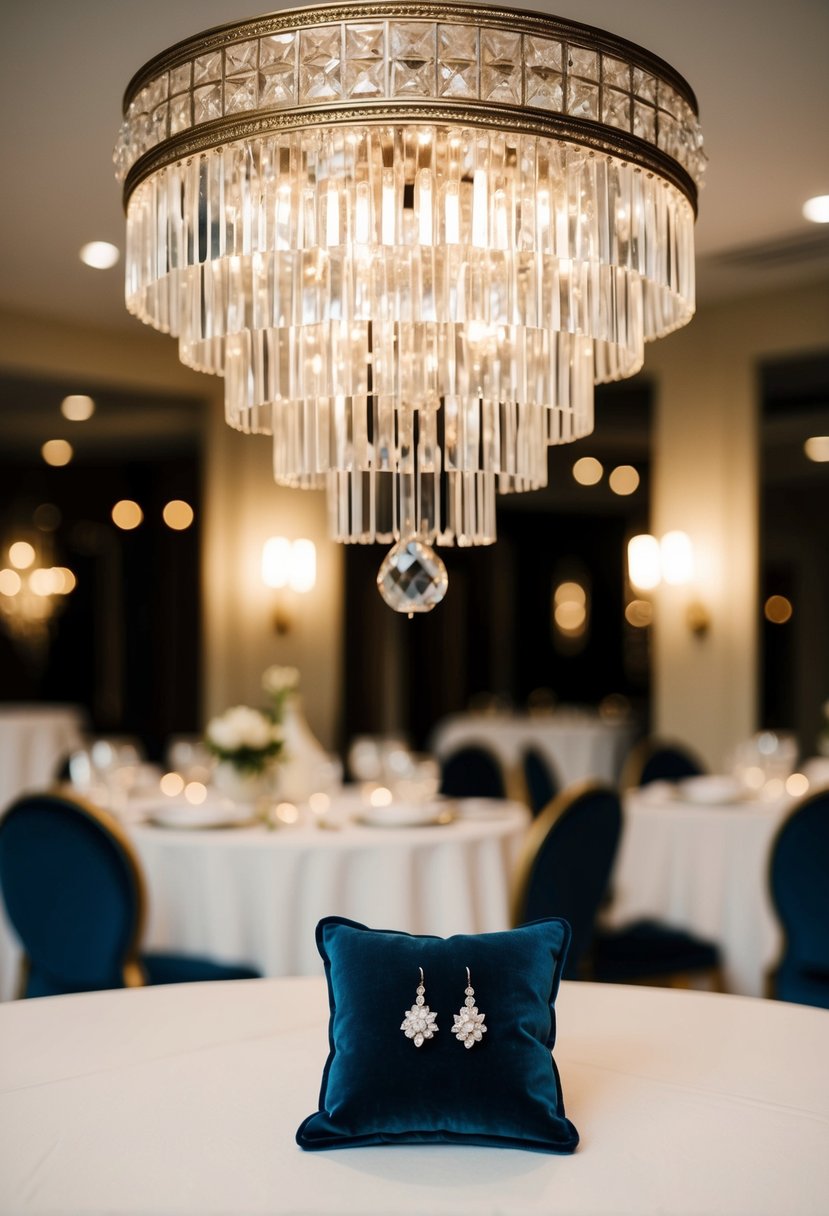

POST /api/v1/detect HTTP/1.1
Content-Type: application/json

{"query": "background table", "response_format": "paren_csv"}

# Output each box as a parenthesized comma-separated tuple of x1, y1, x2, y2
(430, 710, 636, 789)
(2, 977, 827, 1215)
(606, 787, 793, 996)
(0, 799, 529, 999)
(0, 703, 85, 811)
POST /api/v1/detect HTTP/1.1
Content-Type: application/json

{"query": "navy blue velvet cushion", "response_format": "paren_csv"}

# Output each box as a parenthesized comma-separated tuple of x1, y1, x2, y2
(297, 917, 579, 1153)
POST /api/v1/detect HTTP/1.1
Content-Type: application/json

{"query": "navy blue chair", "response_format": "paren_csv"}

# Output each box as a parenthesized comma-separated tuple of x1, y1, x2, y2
(511, 783, 622, 979)
(769, 790, 829, 1010)
(621, 737, 706, 789)
(440, 744, 506, 799)
(0, 791, 261, 998)
(522, 747, 559, 817)
(590, 919, 722, 986)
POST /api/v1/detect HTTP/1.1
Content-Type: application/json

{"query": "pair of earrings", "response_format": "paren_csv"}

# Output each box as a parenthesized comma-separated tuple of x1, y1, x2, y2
(400, 967, 487, 1049)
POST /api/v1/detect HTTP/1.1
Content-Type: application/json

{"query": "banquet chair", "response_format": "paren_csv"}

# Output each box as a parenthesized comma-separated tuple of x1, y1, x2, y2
(0, 791, 261, 999)
(521, 747, 559, 817)
(511, 783, 621, 978)
(768, 789, 829, 1010)
(621, 736, 706, 790)
(439, 744, 506, 799)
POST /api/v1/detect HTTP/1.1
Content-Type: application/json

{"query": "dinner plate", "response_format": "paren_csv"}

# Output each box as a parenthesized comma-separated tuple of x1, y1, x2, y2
(355, 802, 454, 828)
(143, 797, 258, 830)
(676, 775, 745, 805)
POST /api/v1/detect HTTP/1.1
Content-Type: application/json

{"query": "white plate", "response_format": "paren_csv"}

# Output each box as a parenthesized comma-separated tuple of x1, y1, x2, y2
(355, 802, 454, 828)
(676, 775, 745, 805)
(143, 797, 257, 830)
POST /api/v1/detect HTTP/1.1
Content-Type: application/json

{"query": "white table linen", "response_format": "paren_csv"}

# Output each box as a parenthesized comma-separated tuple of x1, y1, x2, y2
(430, 710, 636, 789)
(1, 976, 827, 1215)
(0, 798, 529, 999)
(606, 787, 793, 996)
(0, 703, 85, 810)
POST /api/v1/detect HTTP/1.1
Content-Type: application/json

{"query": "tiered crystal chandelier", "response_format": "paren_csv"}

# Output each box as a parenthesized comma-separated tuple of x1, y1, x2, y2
(116, 2, 704, 613)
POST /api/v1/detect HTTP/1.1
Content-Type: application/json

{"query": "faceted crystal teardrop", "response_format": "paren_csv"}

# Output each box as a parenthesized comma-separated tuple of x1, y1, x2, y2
(376, 538, 449, 615)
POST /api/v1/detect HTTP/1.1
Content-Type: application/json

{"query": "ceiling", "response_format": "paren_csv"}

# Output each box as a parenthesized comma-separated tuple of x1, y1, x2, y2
(2, 0, 828, 337)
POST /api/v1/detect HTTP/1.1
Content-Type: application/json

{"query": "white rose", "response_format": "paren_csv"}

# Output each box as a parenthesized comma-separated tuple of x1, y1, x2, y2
(262, 665, 300, 696)
(207, 706, 273, 751)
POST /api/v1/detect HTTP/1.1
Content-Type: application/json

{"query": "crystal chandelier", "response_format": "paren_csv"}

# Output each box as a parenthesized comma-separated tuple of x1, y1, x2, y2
(115, 2, 704, 614)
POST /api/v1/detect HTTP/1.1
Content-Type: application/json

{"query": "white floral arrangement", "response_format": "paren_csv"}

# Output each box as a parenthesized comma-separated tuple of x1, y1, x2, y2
(204, 705, 284, 774)
(262, 664, 300, 720)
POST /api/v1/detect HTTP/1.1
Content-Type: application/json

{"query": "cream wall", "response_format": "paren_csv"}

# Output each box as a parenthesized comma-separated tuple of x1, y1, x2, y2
(0, 309, 344, 750)
(646, 279, 829, 769)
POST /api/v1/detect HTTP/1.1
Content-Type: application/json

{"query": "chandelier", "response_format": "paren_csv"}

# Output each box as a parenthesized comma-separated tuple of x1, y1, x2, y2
(115, 2, 704, 613)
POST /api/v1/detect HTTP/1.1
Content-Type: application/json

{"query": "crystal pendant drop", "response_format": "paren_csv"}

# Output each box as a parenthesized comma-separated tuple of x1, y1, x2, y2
(376, 537, 449, 615)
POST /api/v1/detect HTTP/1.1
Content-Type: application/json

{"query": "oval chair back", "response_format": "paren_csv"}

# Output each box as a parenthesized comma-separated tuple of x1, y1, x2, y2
(439, 744, 506, 799)
(0, 791, 146, 995)
(511, 783, 622, 979)
(621, 737, 705, 790)
(522, 747, 559, 817)
(769, 789, 829, 1009)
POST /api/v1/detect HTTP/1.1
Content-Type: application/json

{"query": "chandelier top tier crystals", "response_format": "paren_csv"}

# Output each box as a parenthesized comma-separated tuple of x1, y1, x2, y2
(116, 2, 703, 614)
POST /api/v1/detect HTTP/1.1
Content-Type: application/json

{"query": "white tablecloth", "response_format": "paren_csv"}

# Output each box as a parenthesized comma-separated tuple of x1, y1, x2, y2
(0, 799, 529, 999)
(430, 711, 636, 789)
(606, 788, 793, 996)
(1, 977, 827, 1215)
(0, 703, 85, 811)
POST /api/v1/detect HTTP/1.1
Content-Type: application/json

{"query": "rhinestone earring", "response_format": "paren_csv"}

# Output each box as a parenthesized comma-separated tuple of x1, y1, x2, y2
(400, 966, 438, 1047)
(453, 967, 487, 1049)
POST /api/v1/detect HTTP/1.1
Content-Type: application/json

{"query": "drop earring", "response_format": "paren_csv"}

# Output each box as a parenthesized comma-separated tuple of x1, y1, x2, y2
(400, 966, 438, 1047)
(453, 967, 487, 1048)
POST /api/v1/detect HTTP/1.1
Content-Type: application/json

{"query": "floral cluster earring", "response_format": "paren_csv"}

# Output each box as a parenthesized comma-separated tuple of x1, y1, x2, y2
(400, 967, 488, 1049)
(400, 967, 438, 1047)
(452, 968, 487, 1049)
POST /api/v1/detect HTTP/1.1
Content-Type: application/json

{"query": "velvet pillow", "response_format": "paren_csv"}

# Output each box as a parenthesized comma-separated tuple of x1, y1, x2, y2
(296, 917, 579, 1153)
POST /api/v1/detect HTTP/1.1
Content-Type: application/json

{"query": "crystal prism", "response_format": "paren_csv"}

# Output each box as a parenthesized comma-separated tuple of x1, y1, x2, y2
(377, 538, 448, 615)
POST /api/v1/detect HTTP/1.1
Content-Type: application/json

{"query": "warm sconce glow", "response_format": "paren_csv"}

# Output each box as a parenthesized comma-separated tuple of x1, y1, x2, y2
(802, 195, 829, 224)
(625, 599, 653, 629)
(628, 531, 709, 637)
(627, 535, 662, 592)
(660, 530, 695, 586)
(262, 537, 317, 633)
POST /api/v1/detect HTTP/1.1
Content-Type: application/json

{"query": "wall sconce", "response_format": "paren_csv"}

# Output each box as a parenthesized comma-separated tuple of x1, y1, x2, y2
(261, 537, 316, 634)
(627, 531, 710, 637)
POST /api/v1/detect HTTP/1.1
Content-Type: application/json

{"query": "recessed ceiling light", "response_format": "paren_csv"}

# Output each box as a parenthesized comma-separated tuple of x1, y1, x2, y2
(79, 241, 120, 269)
(60, 394, 95, 421)
(802, 195, 829, 224)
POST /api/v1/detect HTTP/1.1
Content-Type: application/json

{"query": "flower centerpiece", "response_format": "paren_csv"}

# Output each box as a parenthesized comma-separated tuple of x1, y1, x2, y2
(262, 664, 300, 722)
(204, 704, 284, 805)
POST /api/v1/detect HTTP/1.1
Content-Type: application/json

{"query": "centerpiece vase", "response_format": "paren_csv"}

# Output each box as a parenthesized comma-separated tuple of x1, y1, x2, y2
(213, 760, 273, 807)
(277, 695, 329, 803)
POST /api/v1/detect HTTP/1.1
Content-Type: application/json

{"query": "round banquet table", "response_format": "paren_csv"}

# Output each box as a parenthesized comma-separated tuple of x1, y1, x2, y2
(0, 798, 529, 999)
(430, 710, 636, 789)
(606, 787, 794, 997)
(1, 977, 827, 1215)
(133, 799, 529, 976)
